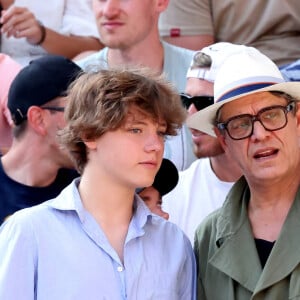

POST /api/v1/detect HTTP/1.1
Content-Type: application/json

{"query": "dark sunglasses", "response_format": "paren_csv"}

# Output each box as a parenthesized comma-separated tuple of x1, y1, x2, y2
(180, 93, 214, 111)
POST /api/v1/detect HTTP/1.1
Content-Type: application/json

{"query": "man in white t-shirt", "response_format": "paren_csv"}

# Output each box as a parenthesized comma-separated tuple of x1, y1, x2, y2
(163, 42, 242, 242)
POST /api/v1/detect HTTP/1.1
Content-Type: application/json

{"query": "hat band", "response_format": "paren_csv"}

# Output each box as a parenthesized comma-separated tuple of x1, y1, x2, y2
(217, 82, 278, 103)
(187, 68, 207, 79)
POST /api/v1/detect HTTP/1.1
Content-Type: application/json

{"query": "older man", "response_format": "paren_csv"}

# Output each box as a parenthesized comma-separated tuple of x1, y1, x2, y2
(188, 45, 300, 299)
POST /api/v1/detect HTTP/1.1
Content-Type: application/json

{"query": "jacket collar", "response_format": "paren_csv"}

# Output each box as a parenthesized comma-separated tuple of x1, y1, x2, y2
(253, 186, 300, 294)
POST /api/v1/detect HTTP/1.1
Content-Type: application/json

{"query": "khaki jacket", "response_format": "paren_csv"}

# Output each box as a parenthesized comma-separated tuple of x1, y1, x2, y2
(194, 177, 300, 300)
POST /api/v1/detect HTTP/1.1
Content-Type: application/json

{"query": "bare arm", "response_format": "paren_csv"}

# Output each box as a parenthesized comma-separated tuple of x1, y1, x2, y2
(163, 34, 214, 51)
(0, 6, 103, 58)
(37, 28, 103, 59)
(0, 0, 13, 10)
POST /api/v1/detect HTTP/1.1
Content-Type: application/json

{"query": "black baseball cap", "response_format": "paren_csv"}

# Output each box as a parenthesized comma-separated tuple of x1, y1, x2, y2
(8, 54, 82, 125)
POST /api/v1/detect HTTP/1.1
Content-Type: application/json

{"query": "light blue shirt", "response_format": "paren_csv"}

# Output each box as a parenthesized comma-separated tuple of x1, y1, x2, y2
(77, 42, 197, 171)
(0, 179, 196, 300)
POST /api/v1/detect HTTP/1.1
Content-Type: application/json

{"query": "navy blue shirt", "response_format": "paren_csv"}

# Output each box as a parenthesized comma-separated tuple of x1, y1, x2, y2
(0, 159, 79, 224)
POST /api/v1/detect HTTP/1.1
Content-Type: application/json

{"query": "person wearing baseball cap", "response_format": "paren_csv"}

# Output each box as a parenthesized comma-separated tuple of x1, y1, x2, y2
(189, 45, 300, 299)
(0, 54, 82, 224)
(163, 42, 242, 242)
(0, 54, 21, 155)
(137, 158, 179, 220)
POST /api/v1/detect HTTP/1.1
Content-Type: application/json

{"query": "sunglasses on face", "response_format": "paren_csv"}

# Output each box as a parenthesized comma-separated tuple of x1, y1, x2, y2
(180, 93, 214, 111)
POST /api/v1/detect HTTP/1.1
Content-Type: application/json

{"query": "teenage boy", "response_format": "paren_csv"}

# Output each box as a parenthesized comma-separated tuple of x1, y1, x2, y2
(0, 68, 196, 299)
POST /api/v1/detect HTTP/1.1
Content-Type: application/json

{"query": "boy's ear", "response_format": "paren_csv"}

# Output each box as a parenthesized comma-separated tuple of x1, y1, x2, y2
(83, 140, 97, 150)
(81, 132, 98, 150)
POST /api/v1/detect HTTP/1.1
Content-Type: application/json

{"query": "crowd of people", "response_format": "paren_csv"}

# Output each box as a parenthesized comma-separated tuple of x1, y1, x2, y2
(0, 0, 300, 299)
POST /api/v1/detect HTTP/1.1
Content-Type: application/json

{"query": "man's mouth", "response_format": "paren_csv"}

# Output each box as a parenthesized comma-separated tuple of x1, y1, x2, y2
(253, 148, 278, 159)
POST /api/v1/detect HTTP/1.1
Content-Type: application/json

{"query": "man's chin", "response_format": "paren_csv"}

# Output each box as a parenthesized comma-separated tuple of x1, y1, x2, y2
(193, 144, 224, 159)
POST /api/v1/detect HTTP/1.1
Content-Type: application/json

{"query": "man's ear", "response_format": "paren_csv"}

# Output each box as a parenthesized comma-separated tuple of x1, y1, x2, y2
(27, 106, 47, 136)
(156, 0, 169, 13)
(214, 127, 227, 152)
(295, 102, 300, 137)
(295, 101, 300, 121)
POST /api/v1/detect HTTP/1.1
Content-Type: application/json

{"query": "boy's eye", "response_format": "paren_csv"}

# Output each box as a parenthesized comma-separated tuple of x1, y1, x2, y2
(130, 128, 142, 134)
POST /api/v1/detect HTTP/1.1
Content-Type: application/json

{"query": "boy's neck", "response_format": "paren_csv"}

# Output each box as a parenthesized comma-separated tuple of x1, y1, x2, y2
(78, 174, 135, 262)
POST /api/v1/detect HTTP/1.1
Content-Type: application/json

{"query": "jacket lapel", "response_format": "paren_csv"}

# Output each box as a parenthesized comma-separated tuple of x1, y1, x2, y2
(210, 177, 262, 292)
(210, 214, 262, 293)
(253, 188, 300, 294)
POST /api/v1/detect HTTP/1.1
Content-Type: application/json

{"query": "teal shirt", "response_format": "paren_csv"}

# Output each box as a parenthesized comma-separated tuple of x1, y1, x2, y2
(194, 176, 300, 300)
(77, 42, 197, 171)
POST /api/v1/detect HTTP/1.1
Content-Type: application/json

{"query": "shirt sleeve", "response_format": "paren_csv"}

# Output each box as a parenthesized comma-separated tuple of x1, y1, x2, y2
(179, 235, 197, 300)
(61, 0, 99, 38)
(159, 0, 214, 37)
(0, 215, 37, 299)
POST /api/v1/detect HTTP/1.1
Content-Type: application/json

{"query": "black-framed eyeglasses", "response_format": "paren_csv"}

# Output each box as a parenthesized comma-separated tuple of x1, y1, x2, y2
(216, 101, 296, 140)
(180, 93, 214, 111)
(42, 106, 65, 112)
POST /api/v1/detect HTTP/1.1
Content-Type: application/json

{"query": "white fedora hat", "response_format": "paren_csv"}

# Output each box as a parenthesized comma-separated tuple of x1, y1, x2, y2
(186, 45, 300, 137)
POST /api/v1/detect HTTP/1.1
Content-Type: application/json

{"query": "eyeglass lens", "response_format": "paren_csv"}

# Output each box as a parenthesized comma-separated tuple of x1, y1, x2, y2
(219, 102, 295, 140)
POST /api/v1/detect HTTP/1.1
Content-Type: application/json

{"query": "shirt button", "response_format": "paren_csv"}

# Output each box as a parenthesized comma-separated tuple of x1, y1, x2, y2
(117, 266, 123, 272)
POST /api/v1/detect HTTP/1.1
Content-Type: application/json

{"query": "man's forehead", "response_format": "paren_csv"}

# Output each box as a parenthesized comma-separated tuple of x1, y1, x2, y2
(46, 95, 68, 104)
(223, 91, 284, 108)
(186, 77, 214, 96)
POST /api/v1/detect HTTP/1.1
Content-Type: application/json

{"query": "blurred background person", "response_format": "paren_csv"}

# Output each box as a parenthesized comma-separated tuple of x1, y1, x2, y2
(163, 42, 242, 242)
(0, 0, 103, 65)
(159, 0, 300, 68)
(0, 55, 81, 224)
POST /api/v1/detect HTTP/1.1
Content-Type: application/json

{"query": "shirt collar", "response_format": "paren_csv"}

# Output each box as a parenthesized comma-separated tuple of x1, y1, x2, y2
(46, 178, 153, 229)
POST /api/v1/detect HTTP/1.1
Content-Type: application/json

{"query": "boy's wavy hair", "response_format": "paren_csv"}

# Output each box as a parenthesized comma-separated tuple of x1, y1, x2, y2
(59, 67, 186, 173)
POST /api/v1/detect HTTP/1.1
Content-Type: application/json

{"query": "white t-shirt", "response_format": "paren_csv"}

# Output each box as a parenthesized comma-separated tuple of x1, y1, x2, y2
(163, 157, 235, 243)
(1, 0, 99, 66)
